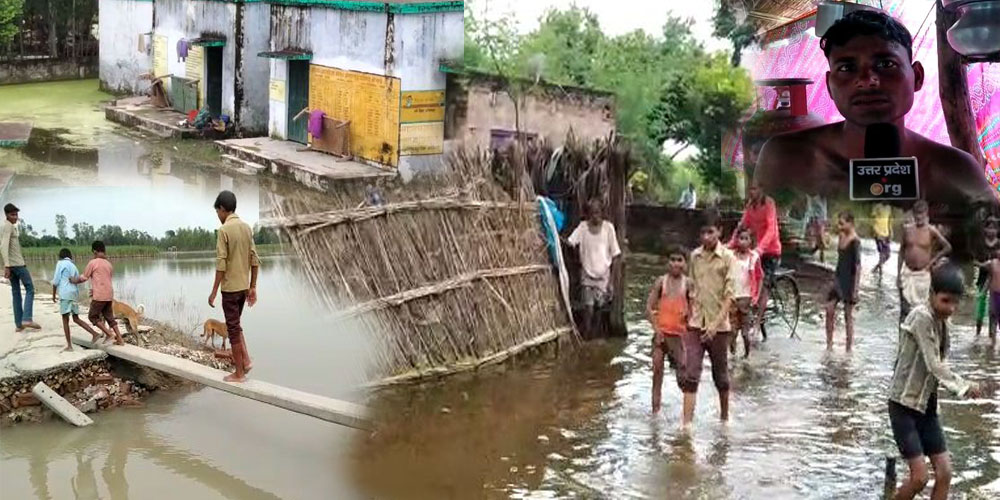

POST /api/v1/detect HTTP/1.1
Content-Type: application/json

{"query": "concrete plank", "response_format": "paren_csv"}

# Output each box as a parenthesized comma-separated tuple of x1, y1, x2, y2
(32, 381, 94, 427)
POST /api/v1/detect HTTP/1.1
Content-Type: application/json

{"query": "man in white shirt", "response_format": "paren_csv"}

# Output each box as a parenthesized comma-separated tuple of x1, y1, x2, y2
(566, 199, 622, 337)
(678, 183, 697, 210)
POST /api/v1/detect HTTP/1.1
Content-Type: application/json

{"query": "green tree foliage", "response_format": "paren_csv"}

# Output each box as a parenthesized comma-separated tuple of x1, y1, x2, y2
(464, 3, 753, 200)
(0, 0, 23, 47)
(712, 1, 759, 67)
(54, 214, 67, 243)
(16, 219, 280, 250)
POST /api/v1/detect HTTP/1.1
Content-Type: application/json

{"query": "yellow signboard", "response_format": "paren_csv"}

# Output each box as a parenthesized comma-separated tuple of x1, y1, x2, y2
(152, 35, 168, 78)
(184, 46, 204, 108)
(269, 79, 286, 103)
(400, 90, 445, 123)
(400, 122, 444, 156)
(308, 65, 401, 167)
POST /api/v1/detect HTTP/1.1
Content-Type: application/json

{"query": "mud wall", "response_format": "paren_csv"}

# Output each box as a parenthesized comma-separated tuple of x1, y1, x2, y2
(627, 204, 742, 255)
(0, 58, 97, 85)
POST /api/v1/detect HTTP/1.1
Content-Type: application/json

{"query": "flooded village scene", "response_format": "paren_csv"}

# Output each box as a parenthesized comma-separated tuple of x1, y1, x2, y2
(1, 0, 999, 499)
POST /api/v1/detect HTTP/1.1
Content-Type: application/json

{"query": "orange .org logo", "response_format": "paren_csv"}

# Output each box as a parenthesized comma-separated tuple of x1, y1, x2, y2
(870, 183, 884, 196)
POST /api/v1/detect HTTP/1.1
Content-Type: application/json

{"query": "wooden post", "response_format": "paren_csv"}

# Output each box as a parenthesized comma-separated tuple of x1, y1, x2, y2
(937, 3, 986, 166)
(884, 455, 897, 499)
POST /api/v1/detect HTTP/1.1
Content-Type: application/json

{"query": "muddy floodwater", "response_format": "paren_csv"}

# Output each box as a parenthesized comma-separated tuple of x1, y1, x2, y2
(353, 242, 1000, 499)
(1, 81, 998, 499)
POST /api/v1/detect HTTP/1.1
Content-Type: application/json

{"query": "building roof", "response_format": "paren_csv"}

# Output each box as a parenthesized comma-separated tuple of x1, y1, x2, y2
(263, 0, 463, 13)
(719, 0, 817, 33)
(439, 63, 616, 101)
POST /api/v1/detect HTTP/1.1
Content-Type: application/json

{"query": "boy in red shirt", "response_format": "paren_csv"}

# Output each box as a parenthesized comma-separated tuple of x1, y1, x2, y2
(75, 240, 125, 345)
(731, 183, 781, 340)
(645, 247, 690, 414)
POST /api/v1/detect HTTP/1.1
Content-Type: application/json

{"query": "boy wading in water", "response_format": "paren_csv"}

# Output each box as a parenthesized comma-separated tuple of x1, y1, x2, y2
(973, 221, 999, 337)
(889, 265, 982, 500)
(646, 248, 690, 414)
(566, 199, 622, 338)
(729, 227, 763, 358)
(872, 203, 893, 278)
(682, 215, 734, 425)
(77, 241, 125, 345)
(209, 190, 260, 383)
(897, 201, 950, 322)
(826, 212, 861, 352)
(51, 249, 101, 351)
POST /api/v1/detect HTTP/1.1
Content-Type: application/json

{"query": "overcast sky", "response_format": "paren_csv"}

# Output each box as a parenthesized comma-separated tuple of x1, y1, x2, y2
(473, 0, 729, 52)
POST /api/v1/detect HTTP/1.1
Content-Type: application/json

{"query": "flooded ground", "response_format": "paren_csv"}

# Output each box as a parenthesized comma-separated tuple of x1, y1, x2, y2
(1, 80, 998, 499)
(354, 241, 1000, 499)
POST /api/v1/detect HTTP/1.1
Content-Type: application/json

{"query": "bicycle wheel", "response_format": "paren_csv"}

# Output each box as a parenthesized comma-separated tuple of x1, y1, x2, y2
(765, 275, 801, 339)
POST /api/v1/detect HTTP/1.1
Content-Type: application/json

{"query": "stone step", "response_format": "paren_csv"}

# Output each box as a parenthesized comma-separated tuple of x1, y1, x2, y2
(221, 154, 267, 175)
(137, 125, 173, 139)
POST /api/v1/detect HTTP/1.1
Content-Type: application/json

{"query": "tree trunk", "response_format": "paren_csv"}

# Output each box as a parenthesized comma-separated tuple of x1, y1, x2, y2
(47, 0, 57, 58)
(936, 3, 985, 166)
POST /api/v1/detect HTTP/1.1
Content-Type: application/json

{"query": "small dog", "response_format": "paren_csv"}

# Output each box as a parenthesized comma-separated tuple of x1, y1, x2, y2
(112, 300, 145, 334)
(201, 319, 229, 350)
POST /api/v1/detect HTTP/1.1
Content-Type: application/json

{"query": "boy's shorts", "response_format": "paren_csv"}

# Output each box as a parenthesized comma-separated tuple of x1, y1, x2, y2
(59, 299, 79, 316)
(977, 287, 989, 323)
(581, 285, 610, 308)
(875, 237, 891, 258)
(89, 300, 115, 325)
(888, 394, 947, 460)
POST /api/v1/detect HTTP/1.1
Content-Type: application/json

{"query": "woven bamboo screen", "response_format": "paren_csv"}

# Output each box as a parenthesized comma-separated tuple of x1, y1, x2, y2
(259, 151, 575, 384)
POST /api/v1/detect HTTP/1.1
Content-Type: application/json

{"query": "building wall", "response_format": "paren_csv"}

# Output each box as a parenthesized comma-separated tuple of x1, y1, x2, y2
(449, 79, 616, 150)
(0, 58, 97, 85)
(309, 9, 387, 75)
(98, 0, 153, 94)
(152, 0, 268, 135)
(268, 60, 289, 140)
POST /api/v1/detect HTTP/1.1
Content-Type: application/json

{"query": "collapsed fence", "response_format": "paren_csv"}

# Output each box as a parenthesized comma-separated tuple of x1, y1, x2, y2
(258, 133, 631, 383)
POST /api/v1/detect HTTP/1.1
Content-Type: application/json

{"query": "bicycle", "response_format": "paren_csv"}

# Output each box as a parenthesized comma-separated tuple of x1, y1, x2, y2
(759, 268, 802, 340)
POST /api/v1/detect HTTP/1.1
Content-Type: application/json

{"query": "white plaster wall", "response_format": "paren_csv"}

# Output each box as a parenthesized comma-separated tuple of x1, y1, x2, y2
(240, 3, 271, 134)
(99, 0, 153, 94)
(268, 60, 288, 139)
(309, 9, 387, 75)
(393, 11, 462, 91)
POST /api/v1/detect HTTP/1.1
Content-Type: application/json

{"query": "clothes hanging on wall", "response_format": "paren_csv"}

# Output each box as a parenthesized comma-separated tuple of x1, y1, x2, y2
(137, 33, 146, 53)
(177, 39, 189, 62)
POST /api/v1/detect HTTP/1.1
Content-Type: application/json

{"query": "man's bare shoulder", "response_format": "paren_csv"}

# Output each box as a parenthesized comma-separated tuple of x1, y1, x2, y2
(910, 133, 995, 203)
(754, 124, 838, 190)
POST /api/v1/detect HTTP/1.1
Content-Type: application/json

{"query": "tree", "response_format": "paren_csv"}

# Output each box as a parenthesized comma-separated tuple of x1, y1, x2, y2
(647, 52, 753, 194)
(0, 0, 22, 47)
(712, 1, 759, 67)
(54, 214, 67, 243)
(72, 221, 95, 245)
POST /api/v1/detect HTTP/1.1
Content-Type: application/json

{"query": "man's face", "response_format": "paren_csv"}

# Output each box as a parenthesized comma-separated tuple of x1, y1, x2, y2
(914, 210, 928, 226)
(987, 227, 998, 240)
(588, 203, 603, 224)
(5, 212, 17, 224)
(216, 207, 227, 224)
(826, 35, 923, 126)
(748, 185, 762, 202)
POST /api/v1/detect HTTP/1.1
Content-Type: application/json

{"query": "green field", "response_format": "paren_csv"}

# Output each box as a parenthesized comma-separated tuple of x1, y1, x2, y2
(22, 245, 161, 260)
(22, 243, 287, 261)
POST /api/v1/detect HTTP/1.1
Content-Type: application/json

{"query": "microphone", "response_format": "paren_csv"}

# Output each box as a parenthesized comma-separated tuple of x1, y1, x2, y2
(864, 123, 901, 158)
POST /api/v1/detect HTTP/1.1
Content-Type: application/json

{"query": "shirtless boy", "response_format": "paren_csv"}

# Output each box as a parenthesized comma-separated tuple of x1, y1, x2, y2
(754, 11, 994, 216)
(897, 201, 951, 322)
(987, 248, 1000, 346)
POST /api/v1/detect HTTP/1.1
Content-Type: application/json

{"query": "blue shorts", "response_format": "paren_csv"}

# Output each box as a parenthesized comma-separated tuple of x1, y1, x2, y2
(59, 299, 80, 316)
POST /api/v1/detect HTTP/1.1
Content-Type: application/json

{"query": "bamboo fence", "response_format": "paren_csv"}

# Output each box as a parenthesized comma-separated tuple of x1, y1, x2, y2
(259, 149, 577, 384)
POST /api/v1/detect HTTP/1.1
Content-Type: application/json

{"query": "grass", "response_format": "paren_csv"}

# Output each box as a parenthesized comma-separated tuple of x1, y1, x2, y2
(22, 245, 161, 260)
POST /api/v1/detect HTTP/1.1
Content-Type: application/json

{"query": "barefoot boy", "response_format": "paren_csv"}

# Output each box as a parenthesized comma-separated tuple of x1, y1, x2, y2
(76, 241, 125, 345)
(986, 248, 1000, 347)
(729, 227, 763, 358)
(897, 201, 951, 322)
(208, 190, 260, 383)
(645, 247, 690, 414)
(826, 212, 861, 352)
(51, 249, 101, 350)
(566, 199, 622, 339)
(682, 214, 734, 425)
(889, 264, 982, 500)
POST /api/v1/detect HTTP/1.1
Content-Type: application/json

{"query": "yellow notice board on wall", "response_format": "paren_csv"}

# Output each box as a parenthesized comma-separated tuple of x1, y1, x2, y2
(184, 46, 204, 108)
(400, 122, 444, 156)
(400, 90, 445, 123)
(308, 65, 401, 167)
(269, 80, 286, 103)
(152, 35, 168, 78)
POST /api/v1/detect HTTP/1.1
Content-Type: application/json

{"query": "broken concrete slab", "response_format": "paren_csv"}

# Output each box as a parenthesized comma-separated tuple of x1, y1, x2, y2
(32, 381, 94, 427)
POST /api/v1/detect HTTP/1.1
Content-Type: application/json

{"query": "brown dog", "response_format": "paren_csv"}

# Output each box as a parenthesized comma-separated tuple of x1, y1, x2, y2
(201, 319, 229, 350)
(112, 300, 144, 334)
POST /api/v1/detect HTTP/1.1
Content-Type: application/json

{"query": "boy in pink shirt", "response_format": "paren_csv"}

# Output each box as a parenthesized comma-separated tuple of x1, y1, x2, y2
(729, 227, 764, 358)
(75, 241, 125, 345)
